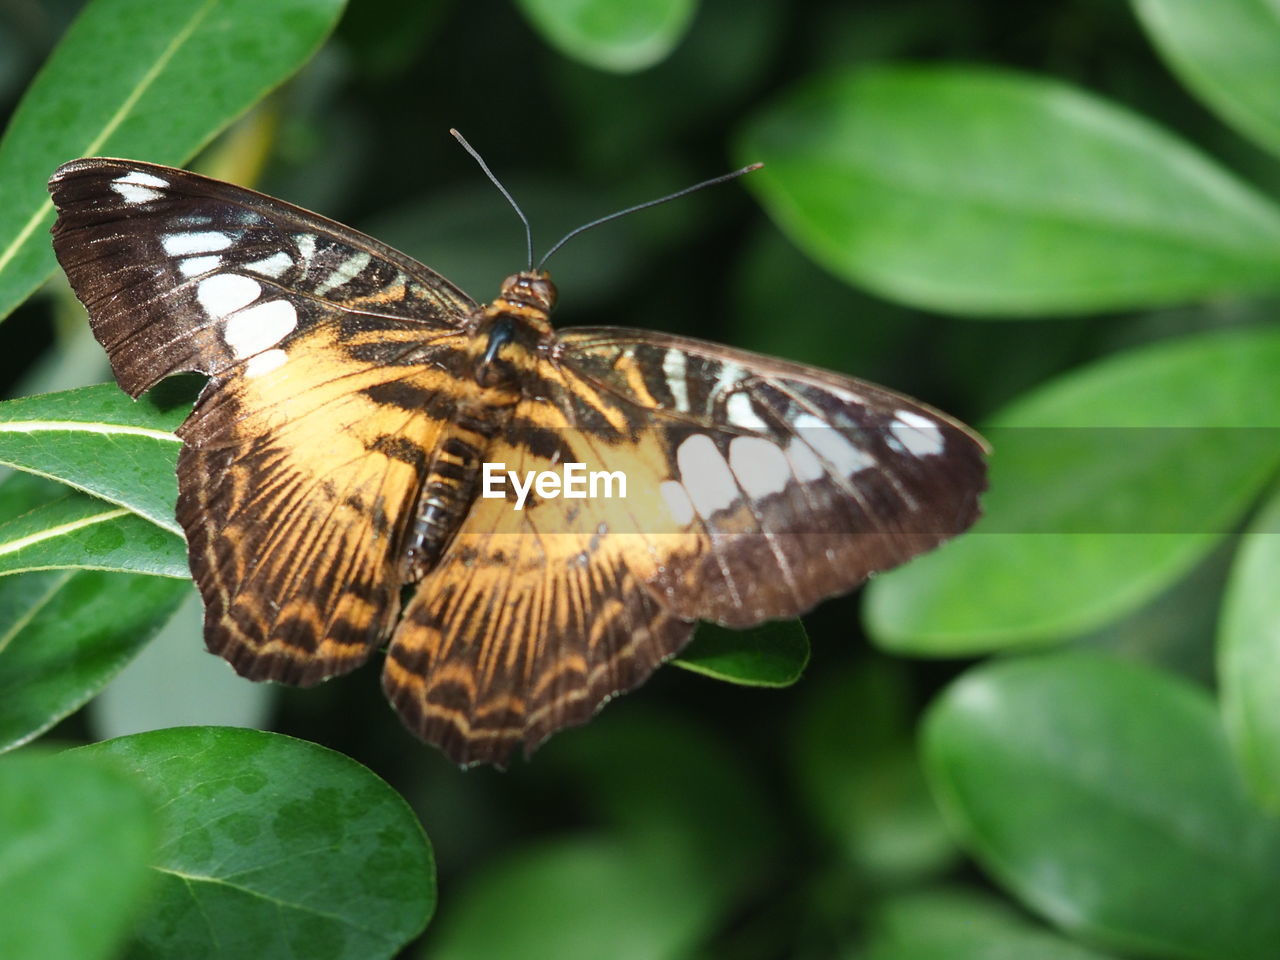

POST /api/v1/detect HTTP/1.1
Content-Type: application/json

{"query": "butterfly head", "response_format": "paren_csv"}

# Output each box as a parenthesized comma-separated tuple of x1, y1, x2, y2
(497, 270, 557, 315)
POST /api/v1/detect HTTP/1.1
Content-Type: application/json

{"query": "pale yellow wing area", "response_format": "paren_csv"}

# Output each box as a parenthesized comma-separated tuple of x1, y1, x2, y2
(180, 319, 466, 685)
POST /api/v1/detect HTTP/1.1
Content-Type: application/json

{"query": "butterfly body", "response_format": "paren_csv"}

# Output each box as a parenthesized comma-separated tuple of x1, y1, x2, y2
(49, 157, 987, 767)
(399, 272, 558, 577)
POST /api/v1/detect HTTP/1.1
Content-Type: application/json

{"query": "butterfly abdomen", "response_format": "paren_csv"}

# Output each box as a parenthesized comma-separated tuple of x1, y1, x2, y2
(400, 425, 494, 580)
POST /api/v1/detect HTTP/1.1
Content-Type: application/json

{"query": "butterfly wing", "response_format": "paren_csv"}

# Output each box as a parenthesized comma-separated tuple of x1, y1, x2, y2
(383, 381, 695, 768)
(49, 158, 475, 394)
(384, 328, 986, 766)
(558, 329, 988, 626)
(49, 158, 477, 684)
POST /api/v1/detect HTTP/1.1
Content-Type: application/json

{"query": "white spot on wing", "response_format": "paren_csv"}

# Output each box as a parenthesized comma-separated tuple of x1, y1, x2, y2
(117, 170, 169, 188)
(111, 170, 168, 204)
(663, 349, 689, 411)
(314, 250, 371, 296)
(112, 184, 160, 204)
(659, 480, 696, 526)
(198, 274, 260, 319)
(677, 434, 739, 516)
(163, 231, 234, 256)
(890, 410, 946, 457)
(244, 348, 287, 377)
(223, 300, 298, 359)
(729, 436, 791, 498)
(786, 437, 826, 482)
(178, 255, 221, 278)
(244, 251, 294, 279)
(726, 392, 768, 431)
(710, 361, 746, 401)
(294, 233, 317, 261)
(794, 412, 874, 475)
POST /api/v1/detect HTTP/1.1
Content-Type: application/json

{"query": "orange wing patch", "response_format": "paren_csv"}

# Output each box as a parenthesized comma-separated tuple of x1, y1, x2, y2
(179, 320, 463, 685)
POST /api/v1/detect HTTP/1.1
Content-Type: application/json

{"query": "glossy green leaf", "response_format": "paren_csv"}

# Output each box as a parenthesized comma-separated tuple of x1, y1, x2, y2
(738, 64, 1280, 316)
(0, 383, 189, 534)
(925, 653, 1280, 960)
(672, 619, 809, 686)
(864, 888, 1120, 960)
(516, 0, 698, 73)
(0, 492, 187, 578)
(1219, 484, 1280, 811)
(0, 750, 156, 960)
(0, 0, 347, 323)
(0, 570, 187, 752)
(866, 326, 1280, 654)
(792, 660, 955, 884)
(424, 837, 715, 960)
(0, 470, 69, 519)
(1135, 0, 1280, 160)
(80, 727, 435, 960)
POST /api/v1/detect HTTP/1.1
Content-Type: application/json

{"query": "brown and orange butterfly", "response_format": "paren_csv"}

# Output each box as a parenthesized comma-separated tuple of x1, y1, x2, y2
(48, 154, 986, 767)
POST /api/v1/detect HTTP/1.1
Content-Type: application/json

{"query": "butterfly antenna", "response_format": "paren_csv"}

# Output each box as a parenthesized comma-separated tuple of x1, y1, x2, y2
(450, 128, 534, 271)
(536, 162, 763, 271)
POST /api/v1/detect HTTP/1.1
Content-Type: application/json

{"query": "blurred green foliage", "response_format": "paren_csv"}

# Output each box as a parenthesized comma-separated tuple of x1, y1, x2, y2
(1, 0, 1279, 957)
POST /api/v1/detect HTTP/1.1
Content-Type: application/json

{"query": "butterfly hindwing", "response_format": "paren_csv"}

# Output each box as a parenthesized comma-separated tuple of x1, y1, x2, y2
(177, 338, 467, 685)
(384, 385, 697, 767)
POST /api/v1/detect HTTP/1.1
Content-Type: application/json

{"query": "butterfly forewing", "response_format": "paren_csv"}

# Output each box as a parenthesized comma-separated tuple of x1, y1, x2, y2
(556, 329, 987, 625)
(49, 157, 987, 768)
(49, 158, 476, 394)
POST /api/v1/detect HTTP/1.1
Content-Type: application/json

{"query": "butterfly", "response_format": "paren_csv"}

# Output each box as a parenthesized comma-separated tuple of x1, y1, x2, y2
(48, 155, 987, 767)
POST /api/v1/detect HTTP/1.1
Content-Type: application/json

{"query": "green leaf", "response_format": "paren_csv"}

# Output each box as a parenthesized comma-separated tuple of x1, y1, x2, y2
(80, 727, 435, 960)
(1219, 484, 1280, 811)
(672, 619, 809, 686)
(0, 750, 156, 960)
(0, 470, 69, 518)
(0, 0, 348, 323)
(737, 64, 1280, 316)
(0, 492, 187, 578)
(0, 383, 189, 534)
(1135, 0, 1280, 161)
(866, 326, 1280, 654)
(552, 0, 781, 167)
(516, 0, 698, 73)
(424, 837, 715, 960)
(0, 570, 187, 752)
(864, 888, 1120, 960)
(924, 653, 1280, 960)
(792, 660, 956, 884)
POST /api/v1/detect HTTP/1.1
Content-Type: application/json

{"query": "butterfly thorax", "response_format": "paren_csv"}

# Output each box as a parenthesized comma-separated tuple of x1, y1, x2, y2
(471, 271, 556, 386)
(400, 272, 559, 581)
